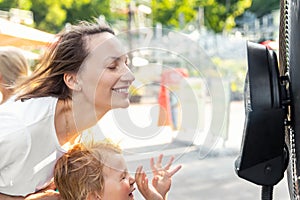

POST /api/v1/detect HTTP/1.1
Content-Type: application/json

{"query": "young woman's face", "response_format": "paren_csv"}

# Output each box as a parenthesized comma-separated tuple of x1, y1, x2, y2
(77, 32, 135, 114)
(101, 153, 136, 200)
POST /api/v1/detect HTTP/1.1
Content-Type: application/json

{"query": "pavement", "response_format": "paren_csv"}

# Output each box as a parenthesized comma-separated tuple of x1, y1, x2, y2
(92, 101, 291, 200)
(123, 142, 290, 200)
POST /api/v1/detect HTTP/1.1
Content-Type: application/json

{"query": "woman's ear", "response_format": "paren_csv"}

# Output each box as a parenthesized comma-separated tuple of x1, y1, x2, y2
(63, 73, 81, 91)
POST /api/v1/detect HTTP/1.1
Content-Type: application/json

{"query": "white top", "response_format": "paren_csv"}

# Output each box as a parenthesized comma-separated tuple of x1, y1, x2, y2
(0, 97, 66, 196)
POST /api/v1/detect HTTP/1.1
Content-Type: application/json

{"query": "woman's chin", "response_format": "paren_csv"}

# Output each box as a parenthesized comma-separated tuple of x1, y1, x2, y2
(112, 100, 131, 109)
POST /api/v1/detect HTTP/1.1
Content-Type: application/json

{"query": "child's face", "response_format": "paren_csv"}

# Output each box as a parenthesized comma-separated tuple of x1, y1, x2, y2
(101, 153, 136, 200)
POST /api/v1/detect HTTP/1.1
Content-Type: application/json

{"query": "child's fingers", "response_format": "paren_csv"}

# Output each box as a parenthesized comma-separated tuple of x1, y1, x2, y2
(135, 165, 143, 176)
(135, 166, 145, 185)
(152, 176, 159, 188)
(157, 154, 163, 165)
(142, 174, 149, 188)
(150, 157, 157, 173)
(168, 165, 182, 177)
(164, 156, 175, 170)
(135, 167, 151, 197)
(151, 154, 164, 173)
(135, 166, 148, 187)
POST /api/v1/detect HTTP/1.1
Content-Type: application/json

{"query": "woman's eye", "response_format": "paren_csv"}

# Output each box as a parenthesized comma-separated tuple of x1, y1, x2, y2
(107, 64, 117, 70)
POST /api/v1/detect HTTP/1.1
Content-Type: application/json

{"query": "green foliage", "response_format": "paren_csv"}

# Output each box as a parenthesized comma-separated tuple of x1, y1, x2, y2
(248, 0, 279, 17)
(203, 0, 252, 33)
(0, 0, 113, 33)
(212, 56, 246, 95)
(151, 0, 251, 33)
(0, 0, 17, 10)
(65, 0, 111, 26)
(0, 0, 253, 34)
(152, 0, 198, 29)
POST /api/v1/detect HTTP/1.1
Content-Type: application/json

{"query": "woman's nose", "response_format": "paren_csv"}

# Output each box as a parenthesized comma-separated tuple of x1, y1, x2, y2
(121, 66, 135, 83)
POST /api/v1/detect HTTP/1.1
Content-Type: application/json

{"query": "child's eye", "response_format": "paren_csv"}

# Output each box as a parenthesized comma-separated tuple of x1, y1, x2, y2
(120, 172, 129, 181)
(120, 175, 126, 181)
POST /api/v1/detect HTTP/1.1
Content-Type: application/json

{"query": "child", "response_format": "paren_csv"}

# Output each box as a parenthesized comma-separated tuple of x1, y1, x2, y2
(54, 141, 181, 200)
(0, 46, 28, 104)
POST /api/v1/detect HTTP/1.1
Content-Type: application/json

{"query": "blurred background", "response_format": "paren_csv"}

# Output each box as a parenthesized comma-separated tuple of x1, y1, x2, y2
(0, 0, 289, 199)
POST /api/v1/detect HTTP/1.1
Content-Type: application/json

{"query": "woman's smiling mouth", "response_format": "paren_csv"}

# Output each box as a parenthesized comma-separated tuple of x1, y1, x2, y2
(112, 87, 129, 94)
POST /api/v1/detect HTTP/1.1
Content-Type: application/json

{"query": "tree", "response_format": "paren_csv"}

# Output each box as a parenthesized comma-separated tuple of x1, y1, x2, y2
(203, 0, 252, 33)
(248, 0, 279, 17)
(29, 0, 68, 33)
(0, 0, 113, 33)
(151, 0, 252, 33)
(64, 0, 112, 25)
(31, 0, 112, 33)
(151, 0, 198, 29)
(0, 0, 31, 10)
(0, 0, 253, 33)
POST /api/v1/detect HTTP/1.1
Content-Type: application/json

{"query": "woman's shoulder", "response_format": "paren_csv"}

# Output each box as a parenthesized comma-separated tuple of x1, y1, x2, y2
(0, 96, 58, 125)
(1, 96, 58, 105)
(18, 96, 58, 109)
(1, 96, 58, 109)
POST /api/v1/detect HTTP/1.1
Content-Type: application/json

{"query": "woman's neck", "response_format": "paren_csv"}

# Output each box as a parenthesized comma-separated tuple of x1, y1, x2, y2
(55, 99, 107, 146)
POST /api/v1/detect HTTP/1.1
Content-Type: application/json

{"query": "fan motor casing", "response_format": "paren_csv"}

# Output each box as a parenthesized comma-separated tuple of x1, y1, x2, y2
(235, 41, 287, 186)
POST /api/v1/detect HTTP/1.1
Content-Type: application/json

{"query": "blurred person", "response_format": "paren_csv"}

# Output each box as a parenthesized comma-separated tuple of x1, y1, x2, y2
(54, 141, 182, 200)
(169, 91, 179, 130)
(0, 46, 28, 104)
(0, 20, 135, 199)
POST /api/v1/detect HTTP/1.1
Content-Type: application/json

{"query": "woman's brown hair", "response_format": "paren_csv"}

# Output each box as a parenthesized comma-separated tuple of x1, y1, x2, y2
(15, 21, 114, 101)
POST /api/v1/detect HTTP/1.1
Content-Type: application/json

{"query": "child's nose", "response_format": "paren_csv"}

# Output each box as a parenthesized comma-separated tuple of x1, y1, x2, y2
(129, 175, 135, 185)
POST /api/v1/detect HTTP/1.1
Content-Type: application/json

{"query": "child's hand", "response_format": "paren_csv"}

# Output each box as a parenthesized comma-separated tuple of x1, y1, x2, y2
(135, 154, 181, 200)
(150, 154, 182, 199)
(25, 190, 60, 200)
(25, 181, 61, 200)
(135, 166, 163, 200)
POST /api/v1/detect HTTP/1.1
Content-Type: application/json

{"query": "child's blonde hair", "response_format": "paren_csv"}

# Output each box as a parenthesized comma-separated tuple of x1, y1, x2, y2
(54, 141, 122, 200)
(0, 46, 28, 87)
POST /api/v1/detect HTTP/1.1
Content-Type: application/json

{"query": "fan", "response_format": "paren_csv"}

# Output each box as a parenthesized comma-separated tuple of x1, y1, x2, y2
(235, 41, 289, 199)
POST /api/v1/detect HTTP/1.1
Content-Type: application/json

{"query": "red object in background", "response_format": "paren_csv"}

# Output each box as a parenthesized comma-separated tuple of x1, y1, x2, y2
(161, 68, 189, 86)
(158, 85, 172, 126)
(157, 68, 189, 127)
(260, 40, 278, 50)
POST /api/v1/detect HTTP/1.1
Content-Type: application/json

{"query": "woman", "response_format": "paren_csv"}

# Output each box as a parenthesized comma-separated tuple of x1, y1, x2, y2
(0, 46, 29, 104)
(0, 21, 135, 199)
